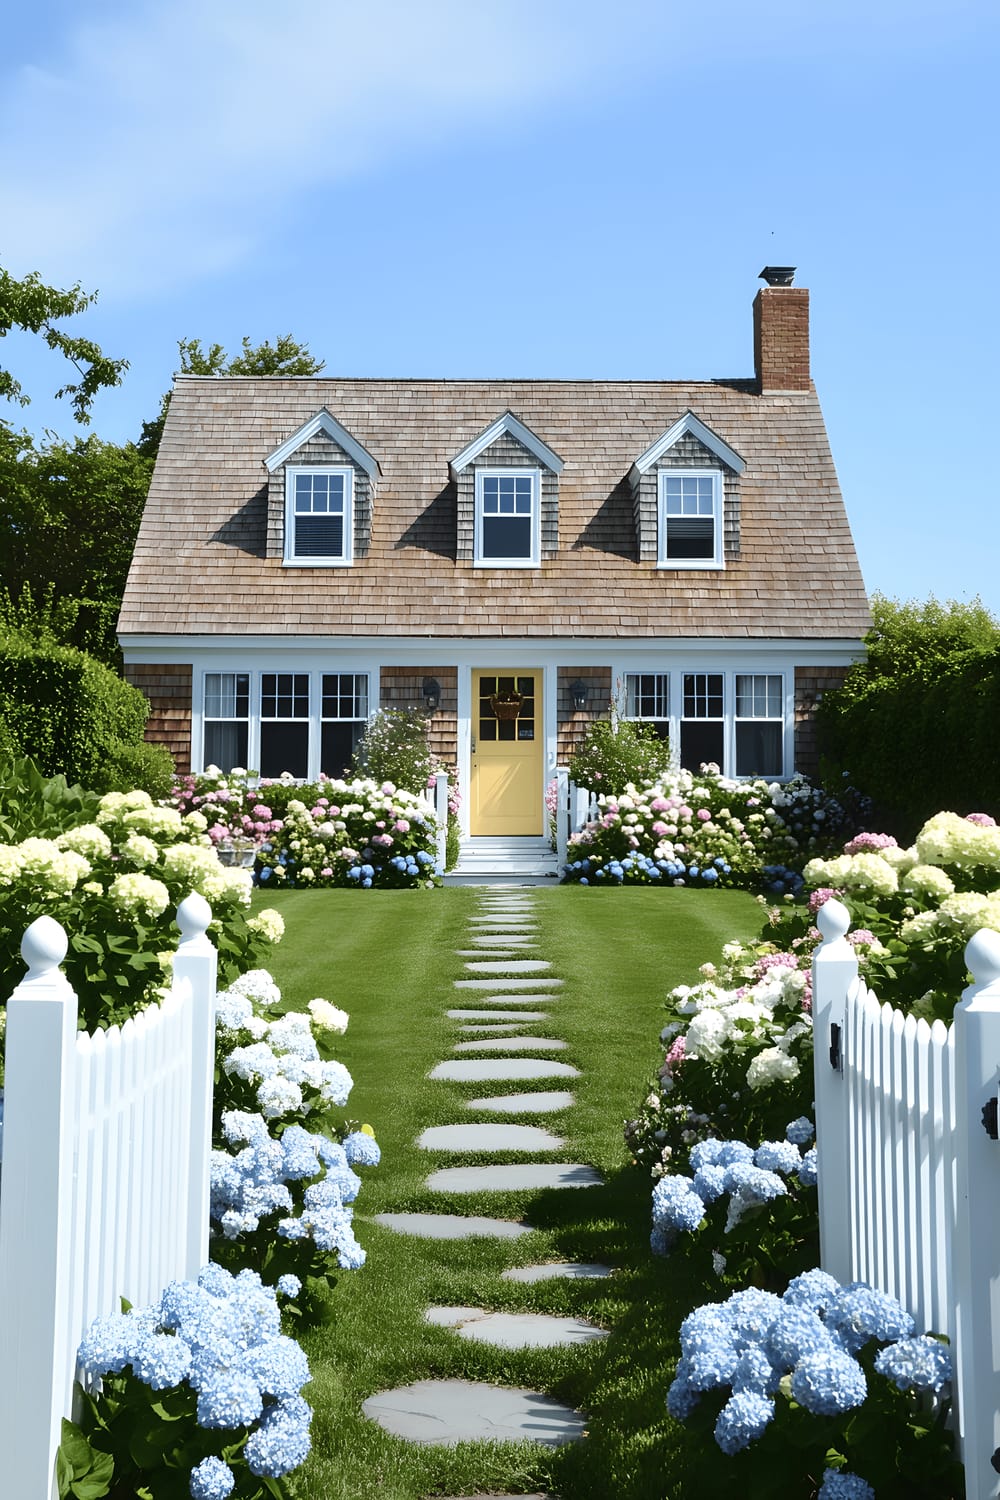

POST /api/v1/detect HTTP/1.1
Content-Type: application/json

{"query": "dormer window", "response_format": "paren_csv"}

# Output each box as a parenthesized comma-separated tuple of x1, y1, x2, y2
(475, 469, 540, 566)
(285, 467, 354, 565)
(658, 470, 723, 568)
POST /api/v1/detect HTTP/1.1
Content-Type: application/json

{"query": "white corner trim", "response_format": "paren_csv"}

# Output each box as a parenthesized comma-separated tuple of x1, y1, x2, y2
(264, 408, 380, 477)
(628, 410, 746, 489)
(449, 410, 565, 476)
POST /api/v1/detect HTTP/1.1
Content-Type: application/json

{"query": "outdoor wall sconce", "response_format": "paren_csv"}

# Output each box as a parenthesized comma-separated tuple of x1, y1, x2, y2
(569, 679, 588, 712)
(422, 677, 441, 712)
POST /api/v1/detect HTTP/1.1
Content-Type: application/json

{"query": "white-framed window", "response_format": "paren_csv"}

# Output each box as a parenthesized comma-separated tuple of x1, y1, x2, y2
(623, 672, 670, 742)
(285, 467, 353, 565)
(320, 673, 369, 778)
(657, 470, 723, 568)
(203, 673, 249, 771)
(735, 673, 784, 777)
(260, 673, 310, 779)
(680, 672, 724, 771)
(474, 469, 540, 566)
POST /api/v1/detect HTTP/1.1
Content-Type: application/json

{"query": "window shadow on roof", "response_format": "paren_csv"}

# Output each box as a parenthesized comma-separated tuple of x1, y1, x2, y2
(209, 486, 268, 557)
(395, 483, 457, 559)
(572, 478, 636, 559)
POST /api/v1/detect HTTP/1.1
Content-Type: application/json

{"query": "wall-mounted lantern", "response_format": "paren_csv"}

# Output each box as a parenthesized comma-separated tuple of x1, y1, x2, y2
(569, 679, 588, 712)
(422, 677, 441, 713)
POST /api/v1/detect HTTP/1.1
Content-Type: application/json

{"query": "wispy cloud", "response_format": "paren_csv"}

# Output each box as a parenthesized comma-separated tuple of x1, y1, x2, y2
(0, 0, 674, 295)
(1, 0, 989, 298)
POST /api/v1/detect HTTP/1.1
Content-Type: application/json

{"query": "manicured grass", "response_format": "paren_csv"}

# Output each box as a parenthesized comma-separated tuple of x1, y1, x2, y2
(252, 886, 762, 1499)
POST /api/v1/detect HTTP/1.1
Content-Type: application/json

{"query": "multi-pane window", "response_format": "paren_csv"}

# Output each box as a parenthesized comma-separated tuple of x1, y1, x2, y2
(286, 468, 352, 563)
(321, 673, 369, 778)
(624, 673, 670, 743)
(260, 673, 310, 779)
(476, 471, 538, 564)
(736, 674, 784, 777)
(680, 672, 724, 772)
(658, 471, 722, 567)
(203, 673, 249, 772)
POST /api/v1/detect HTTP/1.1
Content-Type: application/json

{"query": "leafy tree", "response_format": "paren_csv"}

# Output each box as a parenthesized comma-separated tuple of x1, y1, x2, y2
(138, 335, 325, 457)
(818, 593, 1000, 835)
(0, 266, 127, 427)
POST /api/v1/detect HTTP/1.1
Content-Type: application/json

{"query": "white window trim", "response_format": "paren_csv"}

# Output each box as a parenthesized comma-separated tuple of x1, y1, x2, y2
(284, 465, 354, 567)
(196, 667, 374, 779)
(473, 467, 541, 568)
(656, 469, 724, 570)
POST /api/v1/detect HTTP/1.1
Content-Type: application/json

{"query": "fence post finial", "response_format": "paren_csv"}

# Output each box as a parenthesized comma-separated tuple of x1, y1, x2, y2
(816, 896, 852, 952)
(176, 892, 212, 949)
(20, 915, 69, 980)
(964, 927, 1000, 996)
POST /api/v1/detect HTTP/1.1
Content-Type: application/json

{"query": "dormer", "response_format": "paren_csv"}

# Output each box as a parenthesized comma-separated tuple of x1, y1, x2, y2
(628, 410, 745, 568)
(264, 409, 380, 566)
(449, 411, 564, 567)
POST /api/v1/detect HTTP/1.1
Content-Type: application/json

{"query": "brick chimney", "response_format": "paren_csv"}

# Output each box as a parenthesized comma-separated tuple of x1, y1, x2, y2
(753, 267, 810, 392)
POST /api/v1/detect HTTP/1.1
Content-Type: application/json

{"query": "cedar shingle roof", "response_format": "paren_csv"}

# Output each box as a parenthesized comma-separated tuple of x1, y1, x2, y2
(119, 376, 870, 639)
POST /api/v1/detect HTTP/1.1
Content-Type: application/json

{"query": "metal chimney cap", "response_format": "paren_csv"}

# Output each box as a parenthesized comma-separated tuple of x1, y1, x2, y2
(759, 266, 796, 287)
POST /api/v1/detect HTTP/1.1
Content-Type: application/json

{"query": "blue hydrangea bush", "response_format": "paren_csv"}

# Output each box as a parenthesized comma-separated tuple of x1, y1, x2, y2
(667, 1270, 960, 1498)
(210, 968, 380, 1313)
(254, 778, 440, 889)
(63, 1265, 311, 1499)
(562, 771, 854, 890)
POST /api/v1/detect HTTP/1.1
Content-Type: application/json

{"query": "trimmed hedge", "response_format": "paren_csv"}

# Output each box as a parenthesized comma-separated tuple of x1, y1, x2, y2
(0, 633, 168, 791)
(818, 646, 1000, 838)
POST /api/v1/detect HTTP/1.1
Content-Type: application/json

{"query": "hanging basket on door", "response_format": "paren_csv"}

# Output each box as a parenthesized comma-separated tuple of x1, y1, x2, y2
(490, 691, 523, 721)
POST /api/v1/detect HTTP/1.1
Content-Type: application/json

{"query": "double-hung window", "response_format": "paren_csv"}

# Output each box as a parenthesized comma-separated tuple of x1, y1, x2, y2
(285, 467, 353, 564)
(320, 673, 369, 778)
(735, 674, 784, 777)
(203, 673, 249, 771)
(475, 470, 539, 566)
(260, 673, 310, 779)
(680, 673, 724, 772)
(658, 470, 723, 568)
(624, 673, 670, 743)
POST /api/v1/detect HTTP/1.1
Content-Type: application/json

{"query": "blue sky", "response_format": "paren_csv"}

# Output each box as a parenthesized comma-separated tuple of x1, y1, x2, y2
(2, 0, 998, 614)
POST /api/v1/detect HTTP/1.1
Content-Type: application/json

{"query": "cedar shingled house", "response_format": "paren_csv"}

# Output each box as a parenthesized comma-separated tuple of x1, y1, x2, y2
(119, 271, 869, 839)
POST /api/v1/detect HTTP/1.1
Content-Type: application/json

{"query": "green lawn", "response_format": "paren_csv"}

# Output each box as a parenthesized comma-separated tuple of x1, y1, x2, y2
(252, 885, 762, 1500)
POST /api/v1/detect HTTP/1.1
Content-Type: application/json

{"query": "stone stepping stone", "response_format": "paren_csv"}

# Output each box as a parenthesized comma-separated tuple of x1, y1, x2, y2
(425, 1306, 608, 1349)
(426, 1163, 603, 1192)
(455, 978, 562, 990)
(448, 1009, 548, 1021)
(502, 1262, 614, 1283)
(467, 933, 538, 944)
(372, 1212, 531, 1239)
(452, 1036, 567, 1053)
(466, 1091, 575, 1114)
(458, 1023, 534, 1034)
(455, 948, 539, 957)
(467, 920, 538, 928)
(430, 1058, 579, 1083)
(452, 993, 559, 1006)
(464, 960, 552, 974)
(362, 1378, 585, 1448)
(416, 1123, 564, 1152)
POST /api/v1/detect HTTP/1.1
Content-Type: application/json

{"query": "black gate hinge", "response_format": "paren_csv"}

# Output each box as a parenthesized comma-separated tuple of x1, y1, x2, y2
(983, 1097, 999, 1140)
(829, 1023, 842, 1073)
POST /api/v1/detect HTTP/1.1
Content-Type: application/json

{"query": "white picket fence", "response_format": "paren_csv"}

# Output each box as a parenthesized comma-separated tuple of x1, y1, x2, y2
(553, 765, 598, 868)
(812, 898, 1000, 1500)
(0, 894, 218, 1500)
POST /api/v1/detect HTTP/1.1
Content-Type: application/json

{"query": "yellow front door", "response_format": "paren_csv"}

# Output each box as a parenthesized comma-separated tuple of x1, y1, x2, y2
(470, 671, 543, 836)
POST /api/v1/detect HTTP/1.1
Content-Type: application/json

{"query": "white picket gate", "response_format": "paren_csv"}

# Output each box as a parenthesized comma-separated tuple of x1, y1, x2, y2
(0, 894, 218, 1500)
(812, 898, 1000, 1500)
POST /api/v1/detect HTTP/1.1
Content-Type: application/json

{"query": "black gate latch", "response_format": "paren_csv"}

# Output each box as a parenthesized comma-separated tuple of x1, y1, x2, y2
(829, 1023, 842, 1073)
(983, 1097, 999, 1141)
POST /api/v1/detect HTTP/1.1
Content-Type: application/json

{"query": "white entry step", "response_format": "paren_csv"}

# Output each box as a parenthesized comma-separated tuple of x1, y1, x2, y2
(445, 837, 560, 886)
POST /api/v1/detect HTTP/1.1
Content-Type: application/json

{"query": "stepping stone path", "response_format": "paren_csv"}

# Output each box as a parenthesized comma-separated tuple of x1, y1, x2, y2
(364, 889, 612, 1485)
